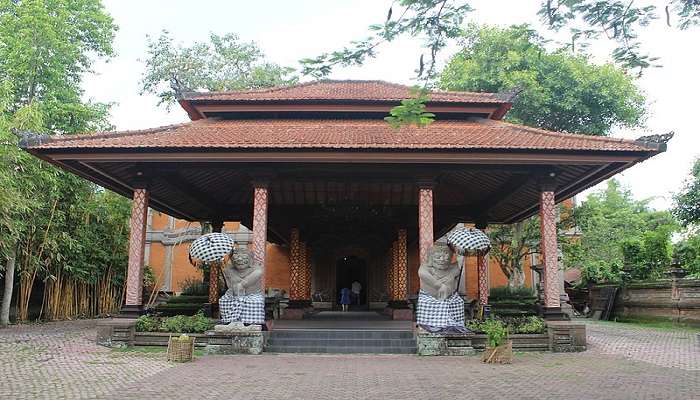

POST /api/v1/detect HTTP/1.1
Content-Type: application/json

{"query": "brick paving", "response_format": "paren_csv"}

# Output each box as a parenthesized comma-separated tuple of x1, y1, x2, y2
(0, 319, 698, 399)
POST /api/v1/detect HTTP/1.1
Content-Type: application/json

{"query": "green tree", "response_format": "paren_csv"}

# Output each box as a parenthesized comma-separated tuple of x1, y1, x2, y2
(140, 31, 298, 107)
(673, 158, 700, 228)
(568, 180, 677, 283)
(675, 234, 700, 277)
(440, 24, 646, 135)
(301, 1, 699, 81)
(0, 0, 128, 325)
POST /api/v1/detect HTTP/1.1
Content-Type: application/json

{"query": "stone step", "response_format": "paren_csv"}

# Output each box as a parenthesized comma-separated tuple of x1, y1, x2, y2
(265, 345, 417, 354)
(267, 338, 417, 348)
(270, 329, 415, 339)
(269, 329, 415, 340)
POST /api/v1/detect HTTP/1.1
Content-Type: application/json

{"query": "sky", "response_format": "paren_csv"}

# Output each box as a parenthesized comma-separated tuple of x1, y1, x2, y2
(82, 0, 700, 211)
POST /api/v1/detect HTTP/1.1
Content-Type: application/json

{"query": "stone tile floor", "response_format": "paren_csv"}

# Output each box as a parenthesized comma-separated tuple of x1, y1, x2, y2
(0, 319, 698, 399)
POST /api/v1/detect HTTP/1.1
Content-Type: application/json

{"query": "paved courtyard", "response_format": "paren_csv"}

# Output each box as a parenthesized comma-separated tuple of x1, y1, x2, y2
(0, 320, 698, 399)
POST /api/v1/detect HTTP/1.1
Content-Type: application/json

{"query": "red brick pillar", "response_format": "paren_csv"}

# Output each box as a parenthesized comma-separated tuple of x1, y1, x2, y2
(396, 229, 408, 301)
(418, 185, 434, 264)
(122, 188, 149, 315)
(251, 182, 269, 289)
(289, 228, 303, 301)
(209, 220, 224, 305)
(540, 190, 561, 310)
(303, 243, 312, 299)
(477, 252, 489, 306)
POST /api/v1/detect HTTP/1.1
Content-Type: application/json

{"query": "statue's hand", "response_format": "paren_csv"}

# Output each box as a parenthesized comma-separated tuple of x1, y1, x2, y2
(234, 283, 245, 296)
(437, 284, 449, 300)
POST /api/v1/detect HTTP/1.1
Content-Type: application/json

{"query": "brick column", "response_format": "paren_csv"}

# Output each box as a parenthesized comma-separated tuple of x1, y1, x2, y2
(477, 252, 489, 306)
(540, 190, 561, 310)
(251, 182, 269, 288)
(122, 188, 149, 315)
(418, 185, 434, 263)
(391, 242, 399, 301)
(288, 228, 303, 300)
(396, 229, 408, 301)
(209, 220, 224, 305)
(303, 243, 312, 300)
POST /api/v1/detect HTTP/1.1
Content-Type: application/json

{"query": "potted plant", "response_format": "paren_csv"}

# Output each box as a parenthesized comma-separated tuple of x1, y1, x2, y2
(481, 319, 512, 364)
(167, 334, 195, 362)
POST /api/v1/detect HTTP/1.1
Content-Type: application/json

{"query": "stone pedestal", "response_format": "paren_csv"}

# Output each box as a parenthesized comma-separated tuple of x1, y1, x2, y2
(417, 328, 475, 356)
(281, 300, 311, 320)
(205, 325, 264, 355)
(96, 319, 136, 348)
(546, 320, 586, 352)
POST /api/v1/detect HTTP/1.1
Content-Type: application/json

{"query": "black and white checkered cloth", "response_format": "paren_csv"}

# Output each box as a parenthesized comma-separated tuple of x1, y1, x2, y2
(416, 289, 465, 328)
(219, 291, 265, 324)
(446, 227, 490, 255)
(189, 233, 234, 264)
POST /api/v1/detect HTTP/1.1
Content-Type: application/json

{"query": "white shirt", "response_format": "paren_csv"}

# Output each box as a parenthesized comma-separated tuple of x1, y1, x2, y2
(351, 281, 361, 294)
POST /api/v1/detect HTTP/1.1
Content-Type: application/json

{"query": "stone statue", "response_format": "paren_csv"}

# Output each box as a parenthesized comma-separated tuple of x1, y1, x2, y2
(416, 243, 468, 333)
(218, 248, 265, 327)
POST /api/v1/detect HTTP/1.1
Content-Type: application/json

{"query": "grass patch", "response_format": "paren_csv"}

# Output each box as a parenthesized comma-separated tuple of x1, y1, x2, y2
(594, 317, 700, 332)
(111, 345, 206, 357)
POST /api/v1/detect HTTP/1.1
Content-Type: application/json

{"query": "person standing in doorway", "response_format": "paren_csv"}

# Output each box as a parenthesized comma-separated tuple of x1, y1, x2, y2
(339, 287, 351, 311)
(351, 280, 362, 305)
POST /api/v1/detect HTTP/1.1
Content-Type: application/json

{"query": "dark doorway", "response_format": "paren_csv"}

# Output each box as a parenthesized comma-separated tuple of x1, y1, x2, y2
(335, 256, 368, 310)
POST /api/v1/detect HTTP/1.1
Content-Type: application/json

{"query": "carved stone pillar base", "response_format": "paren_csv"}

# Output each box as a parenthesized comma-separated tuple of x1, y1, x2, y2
(118, 304, 145, 318)
(541, 306, 570, 321)
(282, 300, 312, 320)
(386, 300, 413, 320)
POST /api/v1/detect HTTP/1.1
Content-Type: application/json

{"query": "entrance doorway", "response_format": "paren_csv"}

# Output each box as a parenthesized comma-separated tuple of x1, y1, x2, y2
(335, 256, 368, 310)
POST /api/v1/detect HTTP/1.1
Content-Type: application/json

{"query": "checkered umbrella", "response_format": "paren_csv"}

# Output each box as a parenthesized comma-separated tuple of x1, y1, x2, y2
(188, 233, 234, 265)
(446, 227, 490, 255)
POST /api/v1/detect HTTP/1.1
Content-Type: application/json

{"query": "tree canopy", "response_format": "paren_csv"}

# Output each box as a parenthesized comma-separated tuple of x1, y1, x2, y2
(140, 31, 298, 107)
(565, 180, 677, 283)
(0, 0, 129, 323)
(439, 24, 646, 135)
(673, 158, 700, 228)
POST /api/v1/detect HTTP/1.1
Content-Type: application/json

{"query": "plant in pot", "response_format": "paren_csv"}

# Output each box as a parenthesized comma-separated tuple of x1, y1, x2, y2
(481, 318, 512, 364)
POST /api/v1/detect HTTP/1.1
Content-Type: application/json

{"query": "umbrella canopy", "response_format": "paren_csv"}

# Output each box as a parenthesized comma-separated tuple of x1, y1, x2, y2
(188, 233, 235, 265)
(446, 227, 490, 255)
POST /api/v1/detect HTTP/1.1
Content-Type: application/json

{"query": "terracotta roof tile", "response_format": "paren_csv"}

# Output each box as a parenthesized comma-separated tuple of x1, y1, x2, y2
(29, 118, 653, 152)
(181, 80, 509, 104)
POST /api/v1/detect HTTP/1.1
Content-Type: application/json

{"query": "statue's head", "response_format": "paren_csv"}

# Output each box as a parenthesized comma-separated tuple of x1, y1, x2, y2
(429, 243, 452, 270)
(230, 248, 252, 271)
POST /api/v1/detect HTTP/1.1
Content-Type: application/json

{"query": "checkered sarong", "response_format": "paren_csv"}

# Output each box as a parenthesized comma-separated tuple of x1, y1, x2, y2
(416, 289, 465, 328)
(219, 291, 265, 324)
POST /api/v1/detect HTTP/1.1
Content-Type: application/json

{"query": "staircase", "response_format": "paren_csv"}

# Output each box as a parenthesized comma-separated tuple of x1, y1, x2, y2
(265, 329, 417, 354)
(265, 311, 417, 354)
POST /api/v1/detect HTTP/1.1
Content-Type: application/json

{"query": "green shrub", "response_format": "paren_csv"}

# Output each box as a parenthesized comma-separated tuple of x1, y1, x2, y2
(158, 312, 213, 333)
(165, 295, 209, 304)
(135, 315, 160, 332)
(180, 278, 208, 296)
(489, 286, 536, 301)
(466, 315, 546, 335)
(481, 318, 508, 347)
(513, 316, 546, 334)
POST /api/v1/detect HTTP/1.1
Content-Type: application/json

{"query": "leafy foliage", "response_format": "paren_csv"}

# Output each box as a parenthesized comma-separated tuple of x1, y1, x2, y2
(566, 180, 677, 283)
(140, 31, 298, 107)
(480, 318, 509, 347)
(440, 25, 646, 135)
(675, 234, 700, 277)
(135, 312, 214, 334)
(179, 278, 208, 296)
(0, 0, 129, 321)
(539, 1, 700, 75)
(300, 0, 473, 81)
(489, 285, 536, 301)
(673, 159, 700, 228)
(384, 88, 435, 128)
(468, 315, 546, 335)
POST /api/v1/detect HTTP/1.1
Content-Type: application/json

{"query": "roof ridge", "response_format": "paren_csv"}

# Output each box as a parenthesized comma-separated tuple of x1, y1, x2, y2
(489, 119, 641, 145)
(181, 79, 504, 99)
(44, 120, 203, 142)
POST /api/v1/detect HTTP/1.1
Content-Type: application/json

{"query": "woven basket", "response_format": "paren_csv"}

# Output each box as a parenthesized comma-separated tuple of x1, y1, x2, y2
(481, 340, 513, 364)
(167, 335, 195, 362)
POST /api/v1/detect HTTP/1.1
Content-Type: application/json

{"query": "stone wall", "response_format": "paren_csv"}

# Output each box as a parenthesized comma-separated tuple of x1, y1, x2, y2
(591, 279, 700, 325)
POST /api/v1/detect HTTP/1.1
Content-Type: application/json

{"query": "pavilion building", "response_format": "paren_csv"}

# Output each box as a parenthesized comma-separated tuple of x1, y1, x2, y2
(21, 80, 666, 320)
